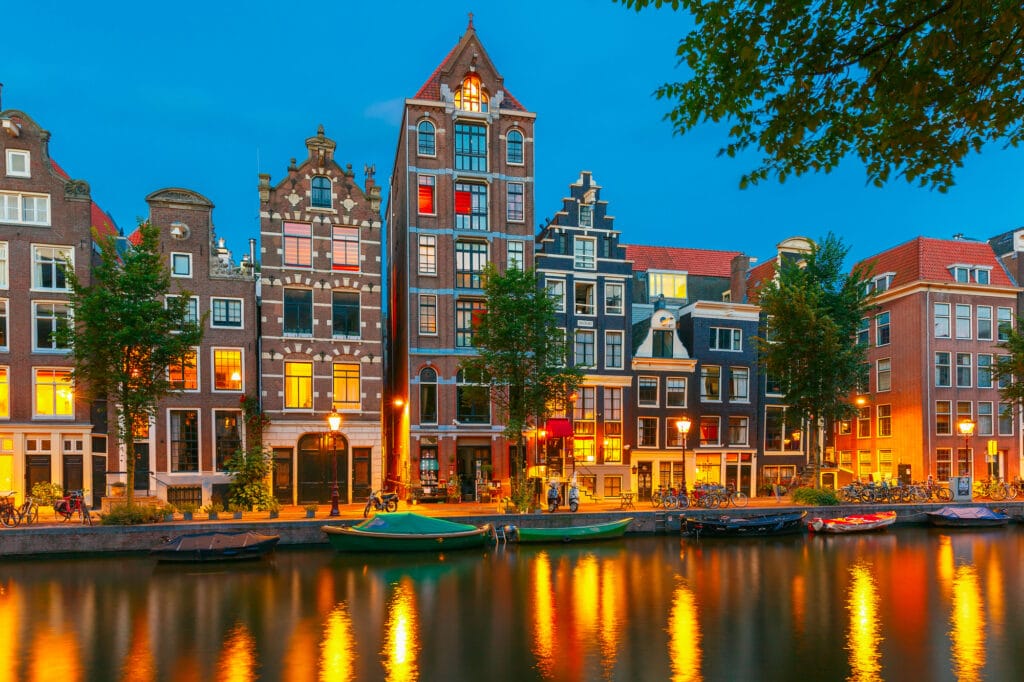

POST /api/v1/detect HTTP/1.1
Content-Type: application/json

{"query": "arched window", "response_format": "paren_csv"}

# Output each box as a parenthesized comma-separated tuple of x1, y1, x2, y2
(311, 176, 331, 208)
(506, 129, 523, 164)
(417, 120, 436, 156)
(419, 367, 437, 424)
(454, 74, 488, 112)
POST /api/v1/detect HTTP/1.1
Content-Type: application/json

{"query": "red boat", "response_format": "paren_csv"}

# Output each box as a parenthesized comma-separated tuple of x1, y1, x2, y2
(807, 510, 897, 534)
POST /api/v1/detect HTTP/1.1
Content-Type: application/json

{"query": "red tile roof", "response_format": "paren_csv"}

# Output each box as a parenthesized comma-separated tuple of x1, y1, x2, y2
(624, 244, 740, 278)
(126, 227, 144, 246)
(858, 236, 1015, 288)
(413, 29, 526, 112)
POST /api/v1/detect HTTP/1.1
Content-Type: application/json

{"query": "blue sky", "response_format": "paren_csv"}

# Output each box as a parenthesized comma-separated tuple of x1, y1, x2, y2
(6, 1, 1023, 266)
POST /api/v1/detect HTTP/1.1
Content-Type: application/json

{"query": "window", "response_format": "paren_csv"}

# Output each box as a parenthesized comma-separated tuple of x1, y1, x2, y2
(666, 378, 686, 407)
(456, 299, 486, 347)
(454, 74, 488, 112)
(33, 302, 70, 352)
(283, 221, 312, 267)
(333, 363, 360, 410)
(978, 402, 993, 436)
(877, 358, 891, 392)
(507, 240, 525, 270)
(454, 122, 487, 171)
(638, 417, 658, 447)
(170, 252, 192, 277)
(211, 298, 243, 328)
(418, 235, 436, 275)
(332, 226, 359, 271)
(936, 448, 952, 481)
(710, 327, 742, 351)
(214, 410, 241, 470)
(728, 416, 749, 446)
(978, 354, 993, 388)
(730, 367, 750, 401)
(935, 352, 951, 387)
(857, 318, 870, 345)
(998, 402, 1013, 435)
(454, 182, 488, 230)
(936, 401, 952, 435)
(934, 303, 950, 338)
(650, 330, 672, 359)
(0, 367, 7, 418)
(168, 409, 199, 472)
(0, 191, 49, 225)
(456, 368, 490, 423)
(579, 204, 593, 228)
(977, 305, 993, 340)
(997, 354, 1012, 389)
(574, 237, 596, 270)
(952, 266, 969, 283)
(167, 295, 199, 329)
(574, 330, 596, 368)
(34, 368, 73, 418)
(868, 273, 894, 293)
(701, 365, 721, 401)
(417, 175, 436, 215)
(284, 361, 313, 409)
(32, 245, 72, 290)
(956, 353, 972, 387)
(417, 120, 436, 156)
(765, 406, 800, 451)
(0, 300, 6, 350)
(605, 331, 623, 370)
(0, 242, 6, 288)
(507, 182, 524, 222)
(419, 368, 437, 424)
(455, 241, 487, 289)
(169, 349, 198, 391)
(311, 176, 332, 208)
(283, 289, 313, 335)
(857, 406, 871, 438)
(700, 416, 720, 446)
(998, 307, 1013, 341)
(877, 404, 891, 437)
(547, 279, 566, 312)
(956, 400, 972, 427)
(332, 291, 360, 338)
(418, 295, 437, 334)
(637, 377, 658, 406)
(648, 272, 687, 300)
(875, 312, 890, 346)
(955, 304, 971, 339)
(605, 282, 624, 315)
(506, 129, 524, 164)
(5, 149, 29, 177)
(575, 282, 595, 315)
(975, 269, 990, 284)
(839, 419, 852, 435)
(213, 349, 243, 391)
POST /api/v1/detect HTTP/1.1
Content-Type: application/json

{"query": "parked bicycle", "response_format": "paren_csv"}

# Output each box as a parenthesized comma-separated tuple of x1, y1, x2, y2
(1, 494, 40, 527)
(54, 489, 91, 525)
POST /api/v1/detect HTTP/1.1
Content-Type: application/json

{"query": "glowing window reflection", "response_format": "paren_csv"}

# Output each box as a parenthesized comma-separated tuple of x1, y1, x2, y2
(383, 579, 419, 682)
(950, 565, 985, 682)
(667, 580, 702, 682)
(845, 562, 881, 682)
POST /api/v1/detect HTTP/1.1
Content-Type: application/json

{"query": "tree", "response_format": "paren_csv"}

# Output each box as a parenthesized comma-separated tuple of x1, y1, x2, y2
(60, 222, 204, 505)
(994, 324, 1024, 425)
(754, 233, 873, 480)
(460, 265, 582, 503)
(617, 0, 1024, 191)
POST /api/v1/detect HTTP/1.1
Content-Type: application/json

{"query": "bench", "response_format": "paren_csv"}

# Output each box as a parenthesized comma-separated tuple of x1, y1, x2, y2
(620, 492, 636, 509)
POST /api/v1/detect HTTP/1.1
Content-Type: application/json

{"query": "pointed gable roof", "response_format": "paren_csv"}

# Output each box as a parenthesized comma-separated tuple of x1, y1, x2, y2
(858, 236, 1015, 288)
(624, 244, 740, 278)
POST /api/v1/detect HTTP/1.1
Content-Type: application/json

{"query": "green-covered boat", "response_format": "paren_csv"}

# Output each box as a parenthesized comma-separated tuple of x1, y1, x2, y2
(514, 517, 633, 544)
(322, 512, 493, 552)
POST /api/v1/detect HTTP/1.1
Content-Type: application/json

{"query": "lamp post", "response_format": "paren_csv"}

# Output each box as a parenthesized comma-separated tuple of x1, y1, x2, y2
(676, 416, 692, 494)
(327, 410, 342, 516)
(392, 398, 405, 493)
(958, 417, 975, 477)
(568, 392, 578, 476)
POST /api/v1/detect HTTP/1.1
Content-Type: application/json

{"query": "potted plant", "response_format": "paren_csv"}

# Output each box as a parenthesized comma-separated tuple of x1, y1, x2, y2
(203, 501, 223, 520)
(304, 503, 318, 518)
(228, 503, 244, 520)
(178, 502, 198, 521)
(264, 498, 281, 519)
(110, 481, 127, 498)
(162, 504, 177, 522)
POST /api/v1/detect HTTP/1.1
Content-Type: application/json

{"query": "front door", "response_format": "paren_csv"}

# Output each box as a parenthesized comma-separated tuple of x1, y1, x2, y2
(63, 455, 83, 494)
(272, 448, 293, 504)
(297, 434, 347, 504)
(457, 446, 490, 501)
(133, 443, 150, 493)
(91, 456, 106, 509)
(637, 461, 653, 500)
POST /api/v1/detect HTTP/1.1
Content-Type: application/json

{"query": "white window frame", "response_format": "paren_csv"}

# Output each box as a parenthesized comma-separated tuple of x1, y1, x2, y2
(709, 327, 742, 352)
(574, 281, 596, 316)
(547, 279, 566, 313)
(33, 367, 74, 420)
(978, 401, 994, 436)
(168, 347, 200, 393)
(955, 304, 971, 340)
(877, 357, 891, 392)
(0, 241, 6, 289)
(579, 204, 594, 228)
(573, 236, 596, 270)
(506, 182, 524, 223)
(5, 149, 29, 178)
(31, 244, 72, 291)
(418, 234, 437, 276)
(211, 347, 245, 393)
(505, 129, 524, 165)
(729, 366, 750, 402)
(728, 416, 749, 446)
(0, 366, 8, 419)
(701, 365, 722, 402)
(507, 240, 525, 270)
(167, 295, 200, 327)
(637, 376, 659, 407)
(605, 331, 623, 370)
(417, 174, 436, 216)
(934, 302, 950, 338)
(171, 252, 192, 278)
(977, 305, 993, 341)
(666, 377, 687, 408)
(210, 297, 244, 329)
(32, 300, 71, 353)
(418, 294, 438, 335)
(0, 299, 6, 351)
(605, 282, 624, 316)
(0, 191, 50, 226)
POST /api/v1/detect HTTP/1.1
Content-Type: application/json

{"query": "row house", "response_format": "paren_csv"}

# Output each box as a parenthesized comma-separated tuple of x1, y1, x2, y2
(386, 19, 536, 501)
(258, 127, 384, 506)
(834, 236, 1022, 485)
(535, 171, 633, 499)
(0, 97, 117, 507)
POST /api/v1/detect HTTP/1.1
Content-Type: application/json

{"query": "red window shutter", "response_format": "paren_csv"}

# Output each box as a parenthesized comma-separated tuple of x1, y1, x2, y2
(418, 184, 434, 214)
(455, 190, 471, 215)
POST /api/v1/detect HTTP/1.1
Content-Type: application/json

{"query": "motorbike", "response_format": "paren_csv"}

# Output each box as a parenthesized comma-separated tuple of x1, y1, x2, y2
(547, 481, 561, 513)
(568, 481, 580, 512)
(363, 489, 399, 517)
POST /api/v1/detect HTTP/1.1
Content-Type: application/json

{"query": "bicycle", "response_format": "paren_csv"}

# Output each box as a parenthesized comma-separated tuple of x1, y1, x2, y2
(1, 494, 40, 527)
(54, 490, 92, 525)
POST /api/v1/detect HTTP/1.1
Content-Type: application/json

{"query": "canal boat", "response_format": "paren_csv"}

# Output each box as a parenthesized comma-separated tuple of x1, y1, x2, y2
(683, 510, 807, 537)
(513, 517, 633, 543)
(322, 512, 492, 552)
(150, 531, 280, 563)
(807, 510, 897, 534)
(925, 506, 1010, 528)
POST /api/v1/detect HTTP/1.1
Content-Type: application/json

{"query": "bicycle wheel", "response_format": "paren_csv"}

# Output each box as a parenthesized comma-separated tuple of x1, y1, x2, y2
(989, 484, 1006, 501)
(935, 487, 953, 502)
(82, 505, 93, 525)
(1005, 485, 1018, 501)
(663, 495, 679, 510)
(650, 492, 662, 508)
(731, 492, 749, 507)
(363, 500, 372, 518)
(26, 503, 39, 524)
(676, 494, 689, 509)
(0, 507, 16, 527)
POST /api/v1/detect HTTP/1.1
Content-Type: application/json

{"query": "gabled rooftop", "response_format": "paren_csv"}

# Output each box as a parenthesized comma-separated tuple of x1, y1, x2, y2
(624, 244, 740, 278)
(857, 236, 1015, 288)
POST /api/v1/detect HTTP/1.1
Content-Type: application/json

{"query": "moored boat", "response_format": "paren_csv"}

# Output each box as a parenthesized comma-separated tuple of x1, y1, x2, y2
(683, 511, 807, 537)
(926, 506, 1010, 528)
(513, 517, 633, 543)
(808, 510, 897, 534)
(150, 531, 280, 563)
(322, 512, 492, 552)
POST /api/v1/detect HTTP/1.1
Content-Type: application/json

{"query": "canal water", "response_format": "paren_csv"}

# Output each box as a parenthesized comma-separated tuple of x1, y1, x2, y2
(1, 527, 1023, 681)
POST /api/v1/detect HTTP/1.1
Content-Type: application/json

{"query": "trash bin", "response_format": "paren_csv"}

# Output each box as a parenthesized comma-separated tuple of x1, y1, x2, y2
(949, 476, 973, 502)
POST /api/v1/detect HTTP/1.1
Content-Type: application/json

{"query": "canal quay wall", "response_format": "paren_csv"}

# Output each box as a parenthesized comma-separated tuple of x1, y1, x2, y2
(1, 502, 1022, 558)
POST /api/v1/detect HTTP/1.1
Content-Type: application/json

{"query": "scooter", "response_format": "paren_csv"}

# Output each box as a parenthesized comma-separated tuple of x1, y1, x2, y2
(568, 481, 580, 513)
(547, 481, 561, 513)
(363, 489, 399, 517)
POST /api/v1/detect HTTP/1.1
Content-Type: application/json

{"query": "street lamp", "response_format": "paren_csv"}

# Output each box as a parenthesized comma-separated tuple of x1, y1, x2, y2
(676, 416, 692, 494)
(958, 418, 975, 477)
(568, 392, 579, 476)
(327, 410, 342, 516)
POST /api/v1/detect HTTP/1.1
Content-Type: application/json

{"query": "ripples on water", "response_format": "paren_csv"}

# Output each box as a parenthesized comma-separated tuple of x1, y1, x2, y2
(0, 527, 1022, 680)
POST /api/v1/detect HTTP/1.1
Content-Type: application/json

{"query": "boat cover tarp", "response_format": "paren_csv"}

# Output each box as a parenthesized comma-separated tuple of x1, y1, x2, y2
(352, 512, 479, 534)
(932, 506, 1007, 520)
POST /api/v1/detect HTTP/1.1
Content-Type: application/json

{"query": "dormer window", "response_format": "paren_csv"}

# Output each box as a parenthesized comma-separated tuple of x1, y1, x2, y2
(949, 265, 990, 284)
(455, 74, 488, 112)
(311, 176, 332, 208)
(867, 272, 895, 293)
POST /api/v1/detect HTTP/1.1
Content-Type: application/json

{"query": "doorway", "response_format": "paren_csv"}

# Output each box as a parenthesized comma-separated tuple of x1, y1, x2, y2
(724, 453, 752, 495)
(297, 433, 347, 504)
(273, 448, 293, 504)
(637, 461, 653, 500)
(456, 445, 490, 501)
(133, 442, 150, 493)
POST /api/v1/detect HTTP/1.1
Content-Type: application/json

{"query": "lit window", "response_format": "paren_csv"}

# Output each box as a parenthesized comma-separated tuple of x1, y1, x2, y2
(168, 349, 198, 391)
(214, 410, 241, 470)
(311, 176, 332, 208)
(33, 301, 70, 352)
(574, 237, 596, 270)
(419, 294, 437, 334)
(455, 122, 487, 171)
(507, 240, 525, 270)
(332, 226, 359, 271)
(700, 416, 721, 446)
(32, 245, 72, 290)
(171, 252, 191, 277)
(648, 272, 687, 300)
(0, 299, 6, 350)
(5, 149, 29, 178)
(34, 368, 73, 418)
(605, 283, 624, 315)
(857, 407, 871, 438)
(284, 361, 313, 409)
(506, 182, 524, 222)
(283, 221, 312, 267)
(418, 175, 436, 215)
(332, 291, 360, 338)
(454, 182, 488, 230)
(506, 130, 523, 164)
(213, 348, 243, 391)
(877, 404, 891, 437)
(0, 367, 8, 418)
(169, 409, 199, 472)
(332, 363, 360, 410)
(936, 401, 951, 435)
(0, 191, 49, 225)
(417, 120, 436, 156)
(454, 74, 488, 112)
(283, 289, 313, 335)
(418, 235, 436, 275)
(211, 298, 243, 328)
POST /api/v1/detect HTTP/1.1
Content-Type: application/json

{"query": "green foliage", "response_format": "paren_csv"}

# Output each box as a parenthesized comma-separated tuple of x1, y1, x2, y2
(510, 476, 535, 513)
(59, 221, 204, 505)
(203, 501, 224, 514)
(223, 445, 274, 511)
(792, 486, 840, 506)
(99, 503, 165, 525)
(30, 481, 63, 506)
(996, 324, 1024, 420)
(177, 502, 198, 514)
(617, 0, 1024, 191)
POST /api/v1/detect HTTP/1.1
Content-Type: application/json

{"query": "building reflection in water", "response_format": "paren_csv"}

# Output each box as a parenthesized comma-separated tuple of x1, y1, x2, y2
(950, 565, 984, 682)
(216, 622, 256, 682)
(845, 562, 881, 682)
(320, 603, 355, 682)
(382, 578, 419, 682)
(667, 578, 702, 682)
(530, 551, 557, 677)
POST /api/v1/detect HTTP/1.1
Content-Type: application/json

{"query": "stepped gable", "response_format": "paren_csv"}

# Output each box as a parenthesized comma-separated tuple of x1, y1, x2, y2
(624, 244, 740, 278)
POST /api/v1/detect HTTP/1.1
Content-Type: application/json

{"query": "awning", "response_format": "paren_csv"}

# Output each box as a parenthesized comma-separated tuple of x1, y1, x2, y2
(545, 418, 573, 438)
